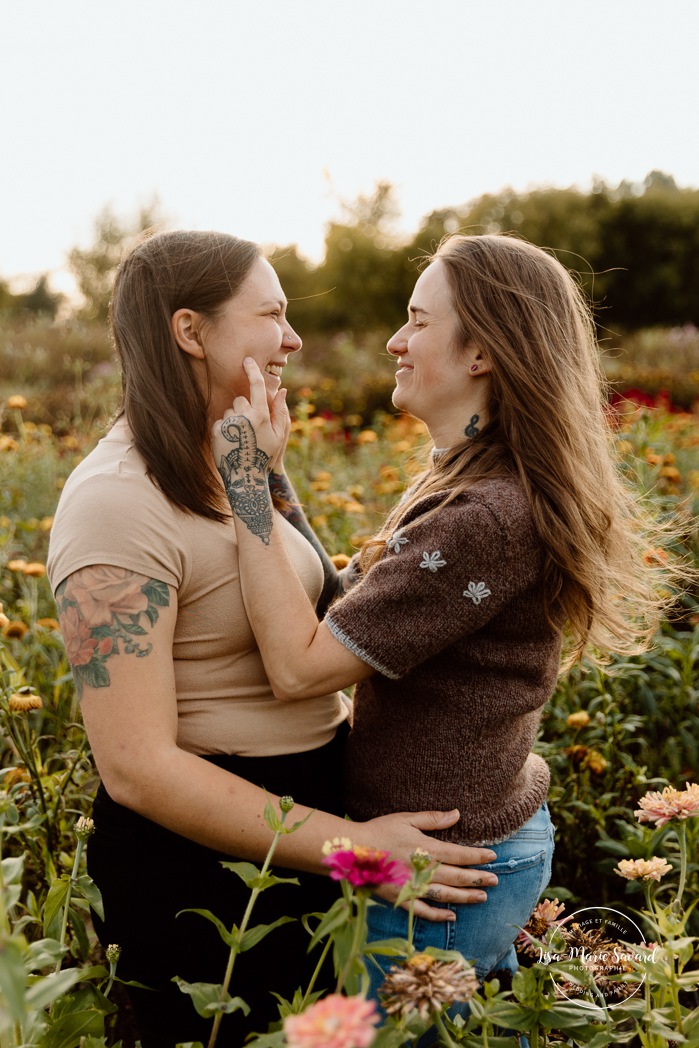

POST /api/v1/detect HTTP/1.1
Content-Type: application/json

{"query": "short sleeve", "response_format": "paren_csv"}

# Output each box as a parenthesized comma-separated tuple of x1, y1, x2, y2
(325, 496, 536, 679)
(47, 471, 188, 594)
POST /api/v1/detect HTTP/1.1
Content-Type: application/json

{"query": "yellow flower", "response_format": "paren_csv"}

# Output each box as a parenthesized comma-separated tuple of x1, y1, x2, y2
(6, 395, 28, 410)
(60, 435, 81, 450)
(22, 562, 46, 578)
(314, 471, 333, 482)
(9, 692, 42, 711)
(6, 559, 27, 572)
(0, 606, 9, 631)
(3, 621, 29, 639)
(566, 711, 591, 729)
(659, 466, 681, 482)
(36, 617, 60, 631)
(39, 516, 54, 532)
(310, 480, 330, 491)
(584, 750, 608, 774)
(0, 436, 19, 452)
(345, 501, 365, 514)
(357, 429, 378, 445)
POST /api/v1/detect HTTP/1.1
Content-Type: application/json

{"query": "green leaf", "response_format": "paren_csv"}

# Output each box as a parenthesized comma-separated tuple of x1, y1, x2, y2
(39, 1006, 105, 1048)
(364, 937, 412, 957)
(172, 978, 250, 1018)
(248, 872, 300, 892)
(219, 860, 262, 887)
(43, 876, 71, 937)
(1, 854, 25, 885)
(176, 908, 239, 949)
(74, 874, 104, 919)
(240, 915, 295, 952)
(25, 968, 81, 1011)
(0, 939, 27, 1023)
(307, 897, 351, 951)
(26, 938, 64, 971)
(263, 796, 285, 833)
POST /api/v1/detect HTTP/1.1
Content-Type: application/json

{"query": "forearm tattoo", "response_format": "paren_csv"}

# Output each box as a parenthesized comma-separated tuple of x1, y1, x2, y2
(55, 568, 169, 699)
(217, 416, 274, 545)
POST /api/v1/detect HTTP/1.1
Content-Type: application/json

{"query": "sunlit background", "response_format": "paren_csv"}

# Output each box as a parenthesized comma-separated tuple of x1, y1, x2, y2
(3, 0, 699, 294)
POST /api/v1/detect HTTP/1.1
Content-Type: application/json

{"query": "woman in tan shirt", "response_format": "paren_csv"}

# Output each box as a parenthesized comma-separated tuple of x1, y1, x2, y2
(47, 231, 495, 1048)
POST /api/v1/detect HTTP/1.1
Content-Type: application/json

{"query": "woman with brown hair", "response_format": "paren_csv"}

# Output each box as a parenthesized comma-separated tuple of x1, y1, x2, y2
(46, 230, 497, 1047)
(213, 232, 671, 1014)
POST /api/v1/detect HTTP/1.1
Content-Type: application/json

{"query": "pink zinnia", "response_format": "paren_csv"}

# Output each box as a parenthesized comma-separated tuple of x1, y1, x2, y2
(323, 846, 411, 890)
(284, 994, 379, 1048)
(635, 783, 699, 827)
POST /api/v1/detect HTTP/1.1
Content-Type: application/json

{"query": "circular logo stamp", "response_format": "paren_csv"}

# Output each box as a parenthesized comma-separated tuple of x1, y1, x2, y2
(535, 906, 652, 1007)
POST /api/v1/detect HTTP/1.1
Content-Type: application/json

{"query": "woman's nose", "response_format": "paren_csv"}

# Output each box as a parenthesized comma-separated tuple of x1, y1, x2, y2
(387, 326, 408, 356)
(283, 324, 302, 352)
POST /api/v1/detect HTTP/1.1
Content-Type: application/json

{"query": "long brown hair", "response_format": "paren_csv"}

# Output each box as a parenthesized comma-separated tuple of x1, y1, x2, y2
(110, 230, 260, 521)
(363, 233, 672, 666)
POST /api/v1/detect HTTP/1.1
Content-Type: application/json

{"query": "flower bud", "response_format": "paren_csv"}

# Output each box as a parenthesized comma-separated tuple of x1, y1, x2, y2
(106, 944, 122, 964)
(75, 815, 95, 839)
(279, 795, 294, 813)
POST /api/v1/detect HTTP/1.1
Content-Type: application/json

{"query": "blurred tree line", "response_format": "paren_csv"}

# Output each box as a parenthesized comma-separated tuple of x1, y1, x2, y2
(1, 172, 697, 336)
(273, 170, 699, 338)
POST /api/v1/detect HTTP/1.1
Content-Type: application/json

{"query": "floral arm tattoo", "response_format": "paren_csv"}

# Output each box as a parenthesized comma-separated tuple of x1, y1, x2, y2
(268, 470, 357, 618)
(217, 416, 273, 545)
(55, 566, 170, 698)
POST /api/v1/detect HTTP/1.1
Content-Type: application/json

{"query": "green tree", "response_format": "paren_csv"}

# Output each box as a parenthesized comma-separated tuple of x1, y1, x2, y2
(68, 200, 164, 322)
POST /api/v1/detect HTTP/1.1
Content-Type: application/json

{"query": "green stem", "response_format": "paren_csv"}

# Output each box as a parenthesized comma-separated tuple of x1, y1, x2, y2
(54, 838, 85, 974)
(433, 1009, 458, 1048)
(207, 822, 285, 1048)
(407, 894, 415, 953)
(301, 936, 332, 1009)
(104, 961, 117, 999)
(336, 893, 368, 995)
(675, 822, 688, 908)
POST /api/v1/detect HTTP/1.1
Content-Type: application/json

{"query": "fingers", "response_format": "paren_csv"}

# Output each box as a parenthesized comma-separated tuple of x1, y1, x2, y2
(408, 809, 461, 831)
(243, 357, 268, 406)
(410, 899, 456, 922)
(430, 864, 498, 889)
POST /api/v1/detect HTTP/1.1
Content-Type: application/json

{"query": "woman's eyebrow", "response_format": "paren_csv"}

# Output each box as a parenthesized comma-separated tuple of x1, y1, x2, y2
(409, 305, 428, 316)
(260, 298, 287, 309)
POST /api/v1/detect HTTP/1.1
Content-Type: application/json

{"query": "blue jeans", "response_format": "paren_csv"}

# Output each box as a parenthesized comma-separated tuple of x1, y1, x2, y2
(366, 803, 555, 1006)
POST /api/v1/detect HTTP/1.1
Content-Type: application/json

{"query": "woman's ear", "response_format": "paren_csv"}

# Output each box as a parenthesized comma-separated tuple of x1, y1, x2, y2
(171, 309, 205, 360)
(464, 342, 492, 376)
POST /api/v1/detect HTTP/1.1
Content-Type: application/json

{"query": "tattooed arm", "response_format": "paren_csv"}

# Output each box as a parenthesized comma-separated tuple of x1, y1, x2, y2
(54, 563, 495, 909)
(268, 469, 360, 617)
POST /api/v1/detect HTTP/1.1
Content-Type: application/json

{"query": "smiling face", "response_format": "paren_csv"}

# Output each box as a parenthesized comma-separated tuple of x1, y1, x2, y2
(174, 256, 302, 421)
(387, 260, 489, 446)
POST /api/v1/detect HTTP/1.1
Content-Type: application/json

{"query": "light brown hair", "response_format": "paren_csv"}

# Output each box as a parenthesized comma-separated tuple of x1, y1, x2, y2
(110, 230, 260, 521)
(362, 233, 673, 666)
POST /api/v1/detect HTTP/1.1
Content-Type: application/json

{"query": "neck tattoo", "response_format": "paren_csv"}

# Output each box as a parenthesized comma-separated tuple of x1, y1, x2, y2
(464, 414, 480, 438)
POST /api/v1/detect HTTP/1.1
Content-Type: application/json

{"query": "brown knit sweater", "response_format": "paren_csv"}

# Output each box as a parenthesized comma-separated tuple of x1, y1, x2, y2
(325, 477, 563, 845)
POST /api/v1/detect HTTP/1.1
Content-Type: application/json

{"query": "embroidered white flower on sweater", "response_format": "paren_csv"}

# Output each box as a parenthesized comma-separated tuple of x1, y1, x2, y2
(386, 533, 409, 554)
(419, 551, 447, 572)
(464, 581, 491, 604)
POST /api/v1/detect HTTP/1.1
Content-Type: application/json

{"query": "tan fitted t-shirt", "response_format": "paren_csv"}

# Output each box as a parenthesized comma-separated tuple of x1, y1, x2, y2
(47, 421, 347, 757)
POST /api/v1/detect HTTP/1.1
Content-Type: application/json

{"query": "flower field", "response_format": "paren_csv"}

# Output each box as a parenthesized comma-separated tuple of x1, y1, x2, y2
(1, 392, 698, 1046)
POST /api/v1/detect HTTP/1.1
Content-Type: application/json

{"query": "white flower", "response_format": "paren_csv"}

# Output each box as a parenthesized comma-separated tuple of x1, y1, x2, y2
(386, 533, 409, 554)
(419, 551, 447, 572)
(464, 581, 491, 605)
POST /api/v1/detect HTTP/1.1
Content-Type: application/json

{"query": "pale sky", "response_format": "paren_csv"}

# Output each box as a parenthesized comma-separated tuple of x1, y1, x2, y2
(3, 0, 699, 293)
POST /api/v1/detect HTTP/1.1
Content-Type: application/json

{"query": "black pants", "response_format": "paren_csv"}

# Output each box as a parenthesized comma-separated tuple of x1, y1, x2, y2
(88, 727, 347, 1048)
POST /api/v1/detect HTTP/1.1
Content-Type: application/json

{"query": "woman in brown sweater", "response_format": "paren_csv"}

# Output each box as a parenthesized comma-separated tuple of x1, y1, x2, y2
(212, 234, 668, 1007)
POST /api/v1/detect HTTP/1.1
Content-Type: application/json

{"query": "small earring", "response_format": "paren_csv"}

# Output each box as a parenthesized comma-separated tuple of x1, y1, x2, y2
(470, 364, 478, 373)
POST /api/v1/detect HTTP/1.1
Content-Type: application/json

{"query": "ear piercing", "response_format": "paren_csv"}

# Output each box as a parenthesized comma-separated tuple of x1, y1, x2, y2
(470, 364, 478, 372)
